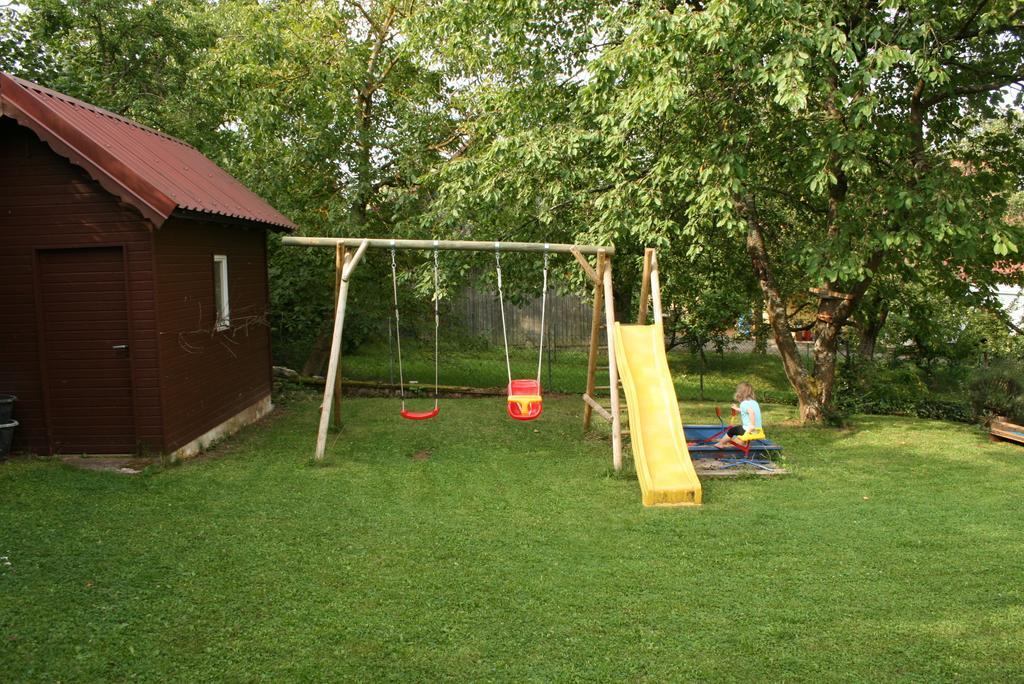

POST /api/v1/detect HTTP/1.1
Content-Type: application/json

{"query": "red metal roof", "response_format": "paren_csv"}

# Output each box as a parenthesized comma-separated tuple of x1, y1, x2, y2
(0, 72, 295, 231)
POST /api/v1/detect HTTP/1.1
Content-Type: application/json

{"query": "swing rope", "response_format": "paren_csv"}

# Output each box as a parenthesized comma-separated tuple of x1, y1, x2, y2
(390, 243, 441, 414)
(536, 249, 549, 384)
(494, 247, 513, 386)
(494, 244, 549, 386)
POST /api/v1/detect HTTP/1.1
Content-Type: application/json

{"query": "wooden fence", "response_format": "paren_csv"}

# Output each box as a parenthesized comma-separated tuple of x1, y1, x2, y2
(454, 288, 593, 348)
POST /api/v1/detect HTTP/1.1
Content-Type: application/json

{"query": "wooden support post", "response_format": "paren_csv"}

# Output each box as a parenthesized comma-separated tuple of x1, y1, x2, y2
(603, 259, 623, 471)
(650, 249, 663, 323)
(583, 251, 606, 431)
(570, 246, 599, 284)
(332, 244, 346, 429)
(316, 239, 369, 461)
(582, 393, 613, 423)
(637, 248, 653, 324)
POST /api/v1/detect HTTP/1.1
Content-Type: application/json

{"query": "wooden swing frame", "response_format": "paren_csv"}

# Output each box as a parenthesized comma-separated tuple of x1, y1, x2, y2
(282, 236, 633, 467)
(580, 247, 663, 472)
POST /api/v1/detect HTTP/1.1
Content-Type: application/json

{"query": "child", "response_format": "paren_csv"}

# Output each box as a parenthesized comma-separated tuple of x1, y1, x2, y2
(714, 381, 765, 448)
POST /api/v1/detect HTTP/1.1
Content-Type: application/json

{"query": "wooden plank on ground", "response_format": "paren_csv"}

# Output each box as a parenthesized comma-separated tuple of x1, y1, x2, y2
(990, 420, 1024, 445)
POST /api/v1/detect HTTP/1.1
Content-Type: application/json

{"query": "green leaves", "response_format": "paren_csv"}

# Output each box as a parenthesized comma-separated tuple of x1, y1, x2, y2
(410, 0, 1024, 415)
(8, 0, 1024, 394)
(1, 0, 215, 135)
(993, 232, 1019, 257)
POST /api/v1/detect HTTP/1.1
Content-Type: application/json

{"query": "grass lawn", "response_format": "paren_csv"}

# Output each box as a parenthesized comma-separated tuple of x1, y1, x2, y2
(2, 393, 1023, 681)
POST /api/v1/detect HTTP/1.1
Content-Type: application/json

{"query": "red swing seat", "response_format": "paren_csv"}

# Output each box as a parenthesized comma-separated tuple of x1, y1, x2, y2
(401, 406, 440, 421)
(390, 245, 443, 422)
(507, 379, 543, 421)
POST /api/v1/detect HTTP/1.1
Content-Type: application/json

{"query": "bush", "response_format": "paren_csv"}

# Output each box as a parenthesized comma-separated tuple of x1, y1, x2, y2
(968, 359, 1024, 424)
(833, 360, 972, 423)
(915, 399, 973, 424)
(834, 361, 927, 416)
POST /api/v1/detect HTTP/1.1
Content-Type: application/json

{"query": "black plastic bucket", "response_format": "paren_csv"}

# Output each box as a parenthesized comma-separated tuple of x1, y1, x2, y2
(0, 420, 17, 459)
(0, 395, 15, 422)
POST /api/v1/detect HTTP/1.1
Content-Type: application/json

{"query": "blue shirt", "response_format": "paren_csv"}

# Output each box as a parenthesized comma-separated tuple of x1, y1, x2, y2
(739, 399, 762, 431)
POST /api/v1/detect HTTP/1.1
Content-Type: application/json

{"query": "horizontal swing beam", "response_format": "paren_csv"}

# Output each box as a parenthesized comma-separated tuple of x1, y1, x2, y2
(282, 236, 615, 256)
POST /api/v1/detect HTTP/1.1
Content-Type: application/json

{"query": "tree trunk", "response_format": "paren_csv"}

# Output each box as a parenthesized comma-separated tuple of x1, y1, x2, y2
(742, 195, 883, 422)
(752, 297, 767, 354)
(742, 206, 823, 421)
(301, 319, 333, 377)
(301, 18, 387, 376)
(811, 307, 843, 411)
(858, 297, 888, 360)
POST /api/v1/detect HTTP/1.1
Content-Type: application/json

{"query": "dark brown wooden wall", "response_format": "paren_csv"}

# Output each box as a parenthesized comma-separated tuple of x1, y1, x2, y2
(0, 117, 162, 453)
(154, 218, 272, 452)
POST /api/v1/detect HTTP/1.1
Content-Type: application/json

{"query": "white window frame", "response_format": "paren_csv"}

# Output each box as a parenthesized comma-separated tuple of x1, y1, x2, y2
(213, 254, 230, 331)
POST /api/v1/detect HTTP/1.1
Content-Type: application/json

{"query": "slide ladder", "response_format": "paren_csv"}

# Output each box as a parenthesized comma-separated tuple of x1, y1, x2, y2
(613, 322, 702, 507)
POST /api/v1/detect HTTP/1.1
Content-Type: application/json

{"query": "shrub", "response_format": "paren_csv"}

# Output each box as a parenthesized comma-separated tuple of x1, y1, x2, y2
(833, 360, 972, 423)
(915, 399, 973, 424)
(834, 361, 928, 416)
(968, 359, 1024, 424)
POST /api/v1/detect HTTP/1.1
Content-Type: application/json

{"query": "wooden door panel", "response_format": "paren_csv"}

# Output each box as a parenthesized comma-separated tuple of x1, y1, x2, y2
(38, 247, 135, 453)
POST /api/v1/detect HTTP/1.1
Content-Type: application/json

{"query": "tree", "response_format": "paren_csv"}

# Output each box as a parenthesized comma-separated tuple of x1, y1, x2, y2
(0, 0, 214, 136)
(418, 0, 1024, 421)
(3, 1, 458, 370)
(183, 0, 456, 373)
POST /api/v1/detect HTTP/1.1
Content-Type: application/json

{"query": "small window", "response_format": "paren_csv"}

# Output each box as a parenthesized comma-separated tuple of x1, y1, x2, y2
(213, 254, 230, 331)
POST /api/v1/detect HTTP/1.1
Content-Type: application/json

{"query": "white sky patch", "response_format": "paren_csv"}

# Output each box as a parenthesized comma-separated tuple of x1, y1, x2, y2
(996, 286, 1024, 327)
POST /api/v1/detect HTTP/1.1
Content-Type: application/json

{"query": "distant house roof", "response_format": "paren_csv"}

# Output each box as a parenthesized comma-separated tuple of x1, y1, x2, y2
(0, 72, 295, 231)
(994, 262, 1024, 277)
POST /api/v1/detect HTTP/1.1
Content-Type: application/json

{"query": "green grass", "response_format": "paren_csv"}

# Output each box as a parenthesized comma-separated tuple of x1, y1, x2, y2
(667, 349, 798, 404)
(2, 394, 1023, 681)
(341, 344, 797, 404)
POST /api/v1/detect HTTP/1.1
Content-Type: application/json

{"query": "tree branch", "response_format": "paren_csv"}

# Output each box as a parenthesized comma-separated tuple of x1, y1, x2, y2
(923, 72, 1024, 107)
(833, 250, 885, 323)
(752, 185, 827, 215)
(979, 301, 1024, 335)
(952, 0, 992, 41)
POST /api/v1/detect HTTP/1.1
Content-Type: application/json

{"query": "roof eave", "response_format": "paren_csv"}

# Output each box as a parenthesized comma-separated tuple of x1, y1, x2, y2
(170, 208, 295, 233)
(0, 72, 176, 228)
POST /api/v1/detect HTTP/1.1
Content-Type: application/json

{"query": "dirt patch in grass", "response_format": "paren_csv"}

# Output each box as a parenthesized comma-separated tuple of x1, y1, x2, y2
(694, 458, 788, 477)
(60, 456, 153, 475)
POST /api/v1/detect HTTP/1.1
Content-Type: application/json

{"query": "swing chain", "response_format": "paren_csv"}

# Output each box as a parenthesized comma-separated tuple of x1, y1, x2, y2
(390, 247, 400, 319)
(390, 246, 406, 406)
(433, 246, 440, 405)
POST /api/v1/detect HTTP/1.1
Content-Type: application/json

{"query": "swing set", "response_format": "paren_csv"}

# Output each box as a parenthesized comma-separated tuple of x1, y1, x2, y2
(385, 244, 549, 421)
(283, 237, 624, 462)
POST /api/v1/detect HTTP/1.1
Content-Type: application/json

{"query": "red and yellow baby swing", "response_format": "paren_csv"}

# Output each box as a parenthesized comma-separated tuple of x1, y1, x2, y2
(494, 246, 549, 421)
(388, 243, 549, 422)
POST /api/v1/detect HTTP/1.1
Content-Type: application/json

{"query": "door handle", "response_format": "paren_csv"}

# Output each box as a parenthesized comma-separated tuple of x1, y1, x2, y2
(112, 344, 128, 351)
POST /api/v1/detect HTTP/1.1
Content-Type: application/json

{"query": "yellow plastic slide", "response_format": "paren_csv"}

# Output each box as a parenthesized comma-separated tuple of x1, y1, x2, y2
(614, 322, 702, 507)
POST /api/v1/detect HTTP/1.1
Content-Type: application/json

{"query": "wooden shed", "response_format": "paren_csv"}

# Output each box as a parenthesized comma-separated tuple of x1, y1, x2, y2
(0, 73, 295, 457)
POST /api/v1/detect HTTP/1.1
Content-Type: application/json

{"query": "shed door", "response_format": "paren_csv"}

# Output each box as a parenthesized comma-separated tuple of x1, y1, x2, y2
(38, 247, 135, 453)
